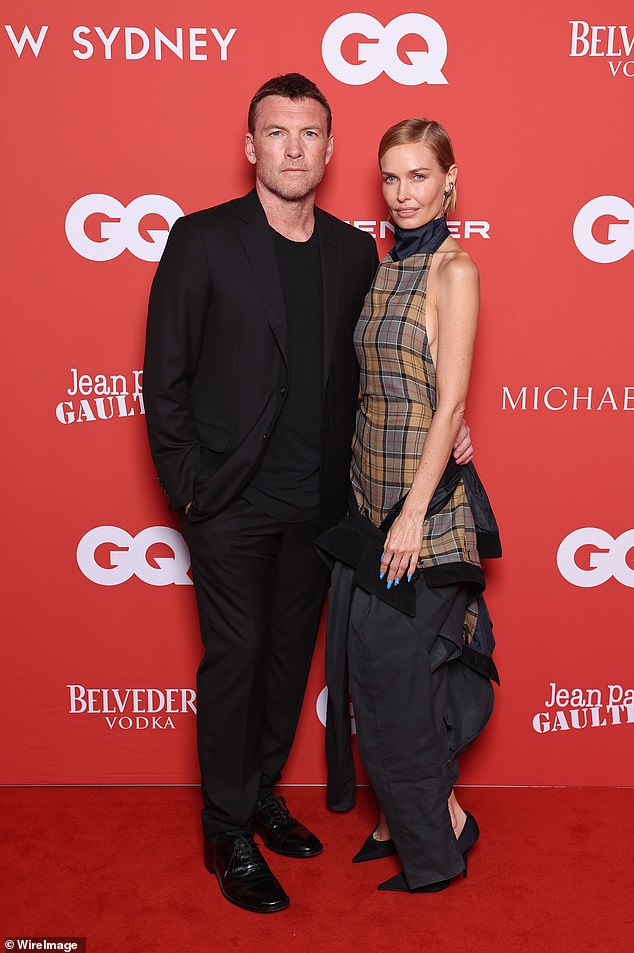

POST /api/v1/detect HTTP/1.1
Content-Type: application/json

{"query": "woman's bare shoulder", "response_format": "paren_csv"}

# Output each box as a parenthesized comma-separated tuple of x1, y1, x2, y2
(436, 240, 479, 287)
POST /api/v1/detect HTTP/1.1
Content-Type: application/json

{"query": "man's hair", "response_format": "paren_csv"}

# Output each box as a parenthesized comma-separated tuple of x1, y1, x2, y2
(248, 73, 332, 135)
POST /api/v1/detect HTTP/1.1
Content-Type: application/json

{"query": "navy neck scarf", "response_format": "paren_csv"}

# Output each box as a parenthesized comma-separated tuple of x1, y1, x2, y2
(390, 215, 450, 261)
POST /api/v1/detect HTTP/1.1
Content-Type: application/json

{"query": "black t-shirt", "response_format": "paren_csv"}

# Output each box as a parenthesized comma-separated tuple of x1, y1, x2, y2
(243, 224, 323, 521)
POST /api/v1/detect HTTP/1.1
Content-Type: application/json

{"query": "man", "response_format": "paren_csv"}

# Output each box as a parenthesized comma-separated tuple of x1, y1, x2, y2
(144, 73, 471, 914)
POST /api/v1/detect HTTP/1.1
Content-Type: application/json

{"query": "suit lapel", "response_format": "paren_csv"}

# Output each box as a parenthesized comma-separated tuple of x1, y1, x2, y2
(315, 209, 343, 390)
(236, 191, 289, 368)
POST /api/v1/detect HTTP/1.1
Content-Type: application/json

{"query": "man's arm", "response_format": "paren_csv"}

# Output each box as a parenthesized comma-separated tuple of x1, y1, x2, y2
(143, 216, 211, 510)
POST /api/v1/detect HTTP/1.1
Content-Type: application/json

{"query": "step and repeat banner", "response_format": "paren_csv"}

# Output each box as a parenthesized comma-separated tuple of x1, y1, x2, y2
(3, 2, 633, 785)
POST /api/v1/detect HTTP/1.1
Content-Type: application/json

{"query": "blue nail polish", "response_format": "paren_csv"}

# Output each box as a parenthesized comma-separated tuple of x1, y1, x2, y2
(386, 580, 392, 590)
(379, 572, 384, 580)
(394, 578, 400, 586)
(407, 573, 413, 583)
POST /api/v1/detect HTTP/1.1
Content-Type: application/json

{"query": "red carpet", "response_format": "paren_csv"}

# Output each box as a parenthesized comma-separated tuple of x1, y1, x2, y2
(1, 786, 632, 953)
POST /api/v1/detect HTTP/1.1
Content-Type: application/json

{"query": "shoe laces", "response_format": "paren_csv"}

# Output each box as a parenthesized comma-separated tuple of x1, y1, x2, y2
(261, 794, 293, 825)
(233, 835, 265, 869)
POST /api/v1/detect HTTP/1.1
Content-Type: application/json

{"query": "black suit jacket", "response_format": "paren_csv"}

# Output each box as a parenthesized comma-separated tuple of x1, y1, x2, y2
(143, 189, 378, 529)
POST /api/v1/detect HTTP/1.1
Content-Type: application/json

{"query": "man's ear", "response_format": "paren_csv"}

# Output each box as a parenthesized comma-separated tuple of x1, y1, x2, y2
(245, 134, 256, 166)
(324, 135, 334, 166)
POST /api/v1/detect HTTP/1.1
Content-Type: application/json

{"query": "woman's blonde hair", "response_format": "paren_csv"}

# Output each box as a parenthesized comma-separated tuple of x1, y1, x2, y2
(378, 119, 457, 214)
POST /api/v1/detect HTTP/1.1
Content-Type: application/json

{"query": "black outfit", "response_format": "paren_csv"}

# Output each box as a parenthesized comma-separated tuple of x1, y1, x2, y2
(243, 224, 322, 521)
(143, 190, 378, 838)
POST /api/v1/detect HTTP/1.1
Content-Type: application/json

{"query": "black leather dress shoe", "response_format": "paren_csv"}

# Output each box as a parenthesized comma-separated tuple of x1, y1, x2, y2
(204, 832, 289, 913)
(253, 794, 323, 858)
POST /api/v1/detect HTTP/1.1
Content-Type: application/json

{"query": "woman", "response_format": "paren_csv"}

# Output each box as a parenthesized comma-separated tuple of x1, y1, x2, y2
(317, 119, 500, 893)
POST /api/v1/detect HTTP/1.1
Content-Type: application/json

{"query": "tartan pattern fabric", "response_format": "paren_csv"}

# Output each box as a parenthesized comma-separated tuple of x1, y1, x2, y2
(350, 252, 481, 576)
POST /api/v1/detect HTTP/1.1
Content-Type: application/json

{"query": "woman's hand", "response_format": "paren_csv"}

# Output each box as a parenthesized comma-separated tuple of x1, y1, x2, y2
(379, 509, 425, 587)
(453, 419, 473, 465)
(379, 416, 471, 587)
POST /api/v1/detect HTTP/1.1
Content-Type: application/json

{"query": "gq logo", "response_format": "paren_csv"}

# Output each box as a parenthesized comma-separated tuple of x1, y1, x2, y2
(77, 526, 193, 586)
(322, 13, 448, 86)
(557, 528, 634, 588)
(573, 196, 634, 263)
(65, 194, 183, 262)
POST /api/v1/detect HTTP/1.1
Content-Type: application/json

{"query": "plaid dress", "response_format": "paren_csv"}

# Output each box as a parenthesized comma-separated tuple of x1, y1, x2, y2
(350, 251, 480, 574)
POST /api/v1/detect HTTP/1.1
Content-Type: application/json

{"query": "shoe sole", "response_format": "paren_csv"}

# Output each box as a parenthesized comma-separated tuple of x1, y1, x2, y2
(205, 858, 290, 913)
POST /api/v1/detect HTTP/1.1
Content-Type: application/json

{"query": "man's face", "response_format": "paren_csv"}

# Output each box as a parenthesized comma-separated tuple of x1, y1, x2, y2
(245, 96, 333, 202)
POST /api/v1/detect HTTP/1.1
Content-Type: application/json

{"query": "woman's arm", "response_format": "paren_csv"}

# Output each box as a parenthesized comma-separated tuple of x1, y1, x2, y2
(380, 254, 479, 586)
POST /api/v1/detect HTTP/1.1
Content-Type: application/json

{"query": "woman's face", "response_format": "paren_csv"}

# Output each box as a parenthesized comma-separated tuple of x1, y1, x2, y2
(380, 141, 456, 229)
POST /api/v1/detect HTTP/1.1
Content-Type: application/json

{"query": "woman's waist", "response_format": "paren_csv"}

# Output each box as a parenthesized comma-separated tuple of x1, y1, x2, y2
(359, 389, 434, 406)
(356, 399, 434, 427)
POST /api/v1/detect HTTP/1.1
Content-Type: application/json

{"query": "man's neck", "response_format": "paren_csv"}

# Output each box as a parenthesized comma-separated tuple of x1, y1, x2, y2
(256, 182, 316, 242)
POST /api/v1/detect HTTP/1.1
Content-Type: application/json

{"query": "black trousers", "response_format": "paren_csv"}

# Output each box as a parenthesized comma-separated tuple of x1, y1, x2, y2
(348, 577, 467, 888)
(179, 496, 329, 839)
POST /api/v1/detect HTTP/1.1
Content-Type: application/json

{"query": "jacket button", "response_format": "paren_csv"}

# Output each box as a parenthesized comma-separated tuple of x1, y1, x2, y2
(280, 386, 287, 395)
(263, 433, 268, 440)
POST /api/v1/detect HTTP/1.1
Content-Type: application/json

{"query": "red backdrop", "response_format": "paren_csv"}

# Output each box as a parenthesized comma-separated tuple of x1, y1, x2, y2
(3, 1, 633, 786)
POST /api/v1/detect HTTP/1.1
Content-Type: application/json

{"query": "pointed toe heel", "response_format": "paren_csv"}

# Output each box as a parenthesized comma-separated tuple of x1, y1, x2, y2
(378, 871, 451, 893)
(352, 829, 397, 863)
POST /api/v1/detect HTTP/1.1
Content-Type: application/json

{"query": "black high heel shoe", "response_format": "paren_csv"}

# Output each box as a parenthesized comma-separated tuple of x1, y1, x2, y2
(378, 871, 450, 892)
(377, 812, 479, 892)
(352, 828, 397, 863)
(456, 811, 479, 874)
